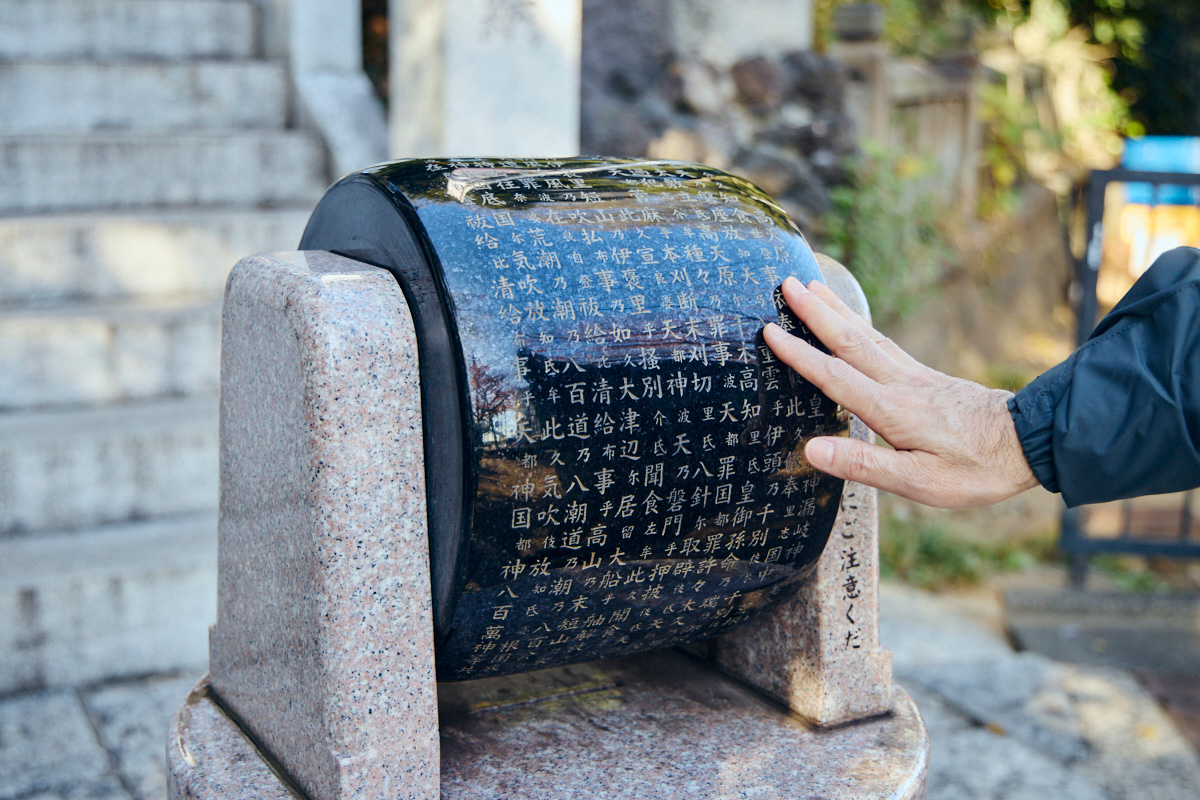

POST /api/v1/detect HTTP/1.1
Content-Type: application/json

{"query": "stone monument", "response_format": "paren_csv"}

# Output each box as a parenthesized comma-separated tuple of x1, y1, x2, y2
(167, 158, 927, 799)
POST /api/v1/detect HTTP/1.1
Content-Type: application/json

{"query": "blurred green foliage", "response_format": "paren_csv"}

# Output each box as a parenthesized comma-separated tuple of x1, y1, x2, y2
(880, 514, 1058, 589)
(881, 514, 1176, 593)
(823, 141, 955, 326)
(1091, 554, 1172, 593)
(984, 1, 1200, 136)
(1083, 2, 1200, 136)
(814, 0, 987, 55)
(818, 1, 1200, 141)
(977, 83, 1042, 216)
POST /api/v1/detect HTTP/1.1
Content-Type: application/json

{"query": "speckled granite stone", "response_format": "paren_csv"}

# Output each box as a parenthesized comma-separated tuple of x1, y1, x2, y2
(708, 256, 893, 727)
(172, 651, 927, 800)
(709, 466, 892, 726)
(167, 680, 294, 800)
(206, 252, 438, 800)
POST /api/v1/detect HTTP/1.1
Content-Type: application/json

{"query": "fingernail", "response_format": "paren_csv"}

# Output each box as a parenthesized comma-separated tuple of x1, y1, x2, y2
(785, 275, 807, 293)
(807, 438, 834, 469)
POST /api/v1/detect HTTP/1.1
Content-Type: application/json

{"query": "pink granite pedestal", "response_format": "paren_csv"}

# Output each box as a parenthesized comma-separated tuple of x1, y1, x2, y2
(170, 654, 927, 800)
(709, 255, 893, 727)
(167, 251, 927, 800)
(205, 251, 438, 800)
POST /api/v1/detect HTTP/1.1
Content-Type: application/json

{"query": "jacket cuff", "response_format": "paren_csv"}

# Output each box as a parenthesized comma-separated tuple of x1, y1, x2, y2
(1008, 359, 1075, 495)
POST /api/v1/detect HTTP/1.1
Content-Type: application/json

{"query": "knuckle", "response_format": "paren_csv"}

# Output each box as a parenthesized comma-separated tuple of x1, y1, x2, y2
(840, 444, 872, 482)
(871, 332, 898, 351)
(823, 356, 854, 382)
(767, 337, 794, 363)
(770, 338, 803, 368)
(887, 387, 921, 413)
(898, 371, 929, 389)
(836, 327, 872, 354)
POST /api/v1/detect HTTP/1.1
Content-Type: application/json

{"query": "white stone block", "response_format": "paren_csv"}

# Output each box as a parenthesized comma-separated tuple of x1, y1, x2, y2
(0, 133, 328, 213)
(391, 0, 581, 157)
(667, 0, 814, 68)
(288, 0, 365, 74)
(0, 62, 288, 134)
(294, 71, 388, 179)
(0, 209, 312, 305)
(0, 301, 221, 410)
(0, 0, 256, 61)
(0, 515, 216, 693)
(0, 400, 218, 535)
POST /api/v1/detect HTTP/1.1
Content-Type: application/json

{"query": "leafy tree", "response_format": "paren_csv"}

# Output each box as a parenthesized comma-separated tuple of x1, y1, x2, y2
(1091, 2, 1200, 135)
(1001, 0, 1200, 135)
(469, 360, 514, 443)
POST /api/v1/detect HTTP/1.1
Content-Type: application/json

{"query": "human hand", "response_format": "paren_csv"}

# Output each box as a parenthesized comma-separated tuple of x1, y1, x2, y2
(763, 276, 1040, 508)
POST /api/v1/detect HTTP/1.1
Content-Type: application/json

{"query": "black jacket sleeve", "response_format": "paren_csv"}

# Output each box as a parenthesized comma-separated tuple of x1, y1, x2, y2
(1008, 246, 1200, 507)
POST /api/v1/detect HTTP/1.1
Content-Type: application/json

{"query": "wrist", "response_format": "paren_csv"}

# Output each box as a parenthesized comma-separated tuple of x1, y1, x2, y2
(994, 390, 1040, 496)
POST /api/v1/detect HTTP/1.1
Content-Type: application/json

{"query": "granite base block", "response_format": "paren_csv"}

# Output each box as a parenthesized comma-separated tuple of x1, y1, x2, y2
(709, 257, 893, 727)
(168, 681, 293, 800)
(710, 456, 893, 725)
(207, 252, 439, 800)
(170, 651, 928, 800)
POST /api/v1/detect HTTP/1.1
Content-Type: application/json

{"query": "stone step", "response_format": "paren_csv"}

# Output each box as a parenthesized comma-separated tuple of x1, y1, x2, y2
(0, 299, 222, 410)
(0, 513, 215, 692)
(0, 61, 288, 134)
(0, 208, 312, 306)
(0, 132, 328, 213)
(0, 0, 256, 61)
(0, 398, 218, 536)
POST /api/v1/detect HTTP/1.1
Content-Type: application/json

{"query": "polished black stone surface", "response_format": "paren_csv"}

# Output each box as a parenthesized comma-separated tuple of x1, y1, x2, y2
(300, 158, 847, 680)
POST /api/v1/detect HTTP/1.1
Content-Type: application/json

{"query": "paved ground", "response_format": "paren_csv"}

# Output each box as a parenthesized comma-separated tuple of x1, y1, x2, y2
(2, 581, 1198, 800)
(1004, 575, 1200, 753)
(882, 582, 1200, 800)
(0, 671, 202, 800)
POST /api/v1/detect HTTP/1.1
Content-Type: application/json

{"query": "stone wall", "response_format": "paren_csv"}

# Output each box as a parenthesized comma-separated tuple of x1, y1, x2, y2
(581, 0, 854, 234)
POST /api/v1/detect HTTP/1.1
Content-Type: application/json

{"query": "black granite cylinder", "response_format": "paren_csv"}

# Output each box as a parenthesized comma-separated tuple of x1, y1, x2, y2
(300, 157, 847, 680)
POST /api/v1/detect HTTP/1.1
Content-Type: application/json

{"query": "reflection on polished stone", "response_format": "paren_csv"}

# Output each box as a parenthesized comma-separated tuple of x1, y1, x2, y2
(301, 157, 847, 680)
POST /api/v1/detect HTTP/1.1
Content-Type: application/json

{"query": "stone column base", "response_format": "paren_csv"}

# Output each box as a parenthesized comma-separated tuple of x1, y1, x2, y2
(169, 650, 928, 800)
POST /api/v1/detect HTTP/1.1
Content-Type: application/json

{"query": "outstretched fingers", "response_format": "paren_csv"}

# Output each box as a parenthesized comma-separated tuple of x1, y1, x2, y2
(763, 323, 892, 429)
(779, 277, 906, 384)
(805, 280, 924, 370)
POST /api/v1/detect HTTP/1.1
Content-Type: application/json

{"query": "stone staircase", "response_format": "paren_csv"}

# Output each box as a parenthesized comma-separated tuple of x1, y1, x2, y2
(0, 0, 330, 692)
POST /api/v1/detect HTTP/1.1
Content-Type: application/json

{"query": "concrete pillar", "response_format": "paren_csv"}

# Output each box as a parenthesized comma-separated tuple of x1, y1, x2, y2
(257, 0, 389, 178)
(390, 0, 582, 158)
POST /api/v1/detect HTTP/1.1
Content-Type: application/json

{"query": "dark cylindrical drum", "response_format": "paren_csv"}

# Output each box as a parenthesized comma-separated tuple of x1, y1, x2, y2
(301, 157, 847, 680)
